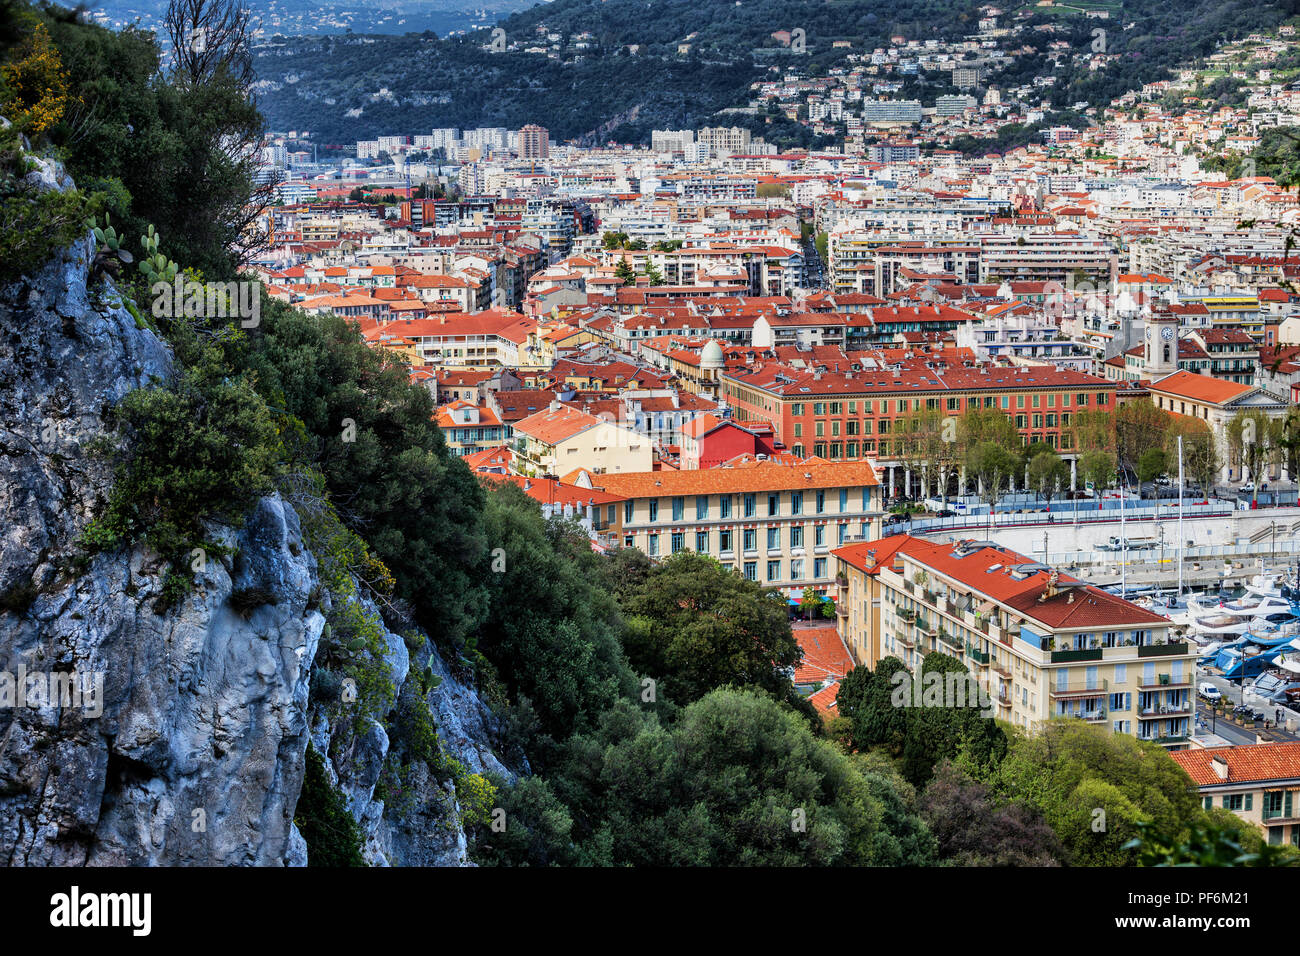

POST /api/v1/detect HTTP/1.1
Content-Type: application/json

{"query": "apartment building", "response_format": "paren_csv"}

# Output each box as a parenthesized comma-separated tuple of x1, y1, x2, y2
(834, 537, 1196, 747)
(977, 232, 1113, 283)
(519, 124, 550, 161)
(436, 400, 508, 457)
(1171, 743, 1300, 847)
(511, 403, 652, 477)
(696, 126, 752, 154)
(593, 460, 882, 600)
(722, 361, 1116, 490)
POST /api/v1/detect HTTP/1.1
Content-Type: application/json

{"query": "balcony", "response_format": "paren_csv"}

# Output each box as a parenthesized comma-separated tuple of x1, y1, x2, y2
(1057, 708, 1108, 723)
(1138, 704, 1192, 719)
(1138, 676, 1192, 691)
(966, 643, 991, 666)
(1050, 647, 1104, 664)
(938, 631, 963, 654)
(1049, 678, 1108, 699)
(1138, 642, 1190, 658)
(992, 661, 1012, 679)
(897, 631, 917, 649)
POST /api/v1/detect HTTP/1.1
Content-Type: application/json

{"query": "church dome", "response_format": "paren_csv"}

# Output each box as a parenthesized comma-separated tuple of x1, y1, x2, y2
(700, 339, 724, 369)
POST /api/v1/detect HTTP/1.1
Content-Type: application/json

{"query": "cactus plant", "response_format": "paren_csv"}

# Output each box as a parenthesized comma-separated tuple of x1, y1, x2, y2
(88, 212, 133, 280)
(138, 224, 178, 285)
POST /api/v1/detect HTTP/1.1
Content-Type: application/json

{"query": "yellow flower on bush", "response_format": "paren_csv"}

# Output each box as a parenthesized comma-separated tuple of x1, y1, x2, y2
(457, 772, 498, 829)
(1, 23, 71, 137)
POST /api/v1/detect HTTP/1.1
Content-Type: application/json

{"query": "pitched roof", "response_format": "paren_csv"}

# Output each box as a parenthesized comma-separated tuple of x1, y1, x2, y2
(1171, 742, 1300, 788)
(513, 404, 607, 444)
(590, 459, 879, 498)
(1148, 369, 1254, 406)
(792, 624, 854, 685)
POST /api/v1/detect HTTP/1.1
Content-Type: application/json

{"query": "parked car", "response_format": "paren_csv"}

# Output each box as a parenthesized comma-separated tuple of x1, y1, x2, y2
(934, 508, 956, 518)
(1198, 683, 1222, 703)
(1241, 481, 1255, 494)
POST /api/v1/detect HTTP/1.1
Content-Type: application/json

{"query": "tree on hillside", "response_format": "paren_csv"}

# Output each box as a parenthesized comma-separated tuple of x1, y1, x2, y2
(498, 690, 937, 866)
(477, 481, 638, 757)
(992, 720, 1206, 866)
(835, 657, 911, 758)
(159, 0, 275, 271)
(621, 551, 800, 706)
(919, 761, 1064, 866)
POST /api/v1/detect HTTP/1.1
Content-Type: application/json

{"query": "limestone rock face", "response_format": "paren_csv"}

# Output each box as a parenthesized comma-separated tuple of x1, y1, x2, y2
(0, 157, 509, 866)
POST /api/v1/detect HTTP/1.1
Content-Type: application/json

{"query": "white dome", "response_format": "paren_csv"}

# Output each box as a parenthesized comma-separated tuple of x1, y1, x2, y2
(700, 339, 724, 369)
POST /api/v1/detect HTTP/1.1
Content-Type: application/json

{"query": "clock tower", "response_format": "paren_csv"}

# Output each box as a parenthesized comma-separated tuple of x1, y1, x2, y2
(1144, 312, 1178, 379)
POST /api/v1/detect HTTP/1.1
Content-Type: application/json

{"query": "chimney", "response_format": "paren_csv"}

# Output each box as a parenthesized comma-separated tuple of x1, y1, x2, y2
(1212, 755, 1230, 781)
(524, 478, 532, 491)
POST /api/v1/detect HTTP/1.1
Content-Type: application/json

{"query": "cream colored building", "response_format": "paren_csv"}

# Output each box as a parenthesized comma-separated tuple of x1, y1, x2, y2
(1171, 743, 1300, 847)
(834, 536, 1197, 748)
(592, 461, 882, 598)
(512, 404, 651, 477)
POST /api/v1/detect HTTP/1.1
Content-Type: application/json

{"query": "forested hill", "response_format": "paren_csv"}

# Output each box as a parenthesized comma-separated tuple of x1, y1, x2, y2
(253, 0, 1299, 147)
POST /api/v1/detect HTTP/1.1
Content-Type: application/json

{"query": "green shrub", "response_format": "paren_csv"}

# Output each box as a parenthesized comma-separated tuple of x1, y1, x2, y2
(294, 746, 366, 867)
(0, 125, 97, 283)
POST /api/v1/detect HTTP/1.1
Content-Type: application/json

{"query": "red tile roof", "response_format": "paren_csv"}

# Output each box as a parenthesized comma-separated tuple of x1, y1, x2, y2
(590, 459, 879, 498)
(1171, 742, 1300, 787)
(1148, 369, 1254, 406)
(793, 624, 854, 685)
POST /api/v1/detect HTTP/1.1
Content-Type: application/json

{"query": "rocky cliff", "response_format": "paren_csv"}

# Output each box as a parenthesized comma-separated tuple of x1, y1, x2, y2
(0, 148, 507, 866)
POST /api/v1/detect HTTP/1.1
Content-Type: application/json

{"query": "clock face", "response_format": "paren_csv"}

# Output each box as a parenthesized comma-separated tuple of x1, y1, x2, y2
(1161, 327, 1175, 340)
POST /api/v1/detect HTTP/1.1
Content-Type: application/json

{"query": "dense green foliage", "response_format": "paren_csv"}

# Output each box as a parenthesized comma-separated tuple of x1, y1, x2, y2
(1, 0, 266, 279)
(295, 746, 367, 866)
(479, 691, 936, 866)
(918, 762, 1064, 866)
(241, 298, 490, 645)
(255, 32, 760, 146)
(621, 550, 800, 706)
(992, 721, 1215, 866)
(478, 482, 637, 750)
(836, 653, 1007, 787)
(0, 123, 98, 282)
(81, 316, 280, 606)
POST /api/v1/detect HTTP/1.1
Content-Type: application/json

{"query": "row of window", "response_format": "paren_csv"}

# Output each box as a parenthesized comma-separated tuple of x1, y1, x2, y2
(637, 535, 833, 582)
(640, 524, 863, 555)
(787, 392, 1110, 417)
(629, 489, 870, 524)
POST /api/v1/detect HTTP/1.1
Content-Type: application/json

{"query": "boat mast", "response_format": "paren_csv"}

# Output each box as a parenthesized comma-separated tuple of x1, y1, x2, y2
(1120, 466, 1126, 601)
(1178, 435, 1184, 598)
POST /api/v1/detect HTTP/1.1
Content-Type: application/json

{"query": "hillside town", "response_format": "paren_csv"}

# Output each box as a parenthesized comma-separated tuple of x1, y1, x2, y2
(228, 15, 1300, 828)
(9, 0, 1300, 882)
